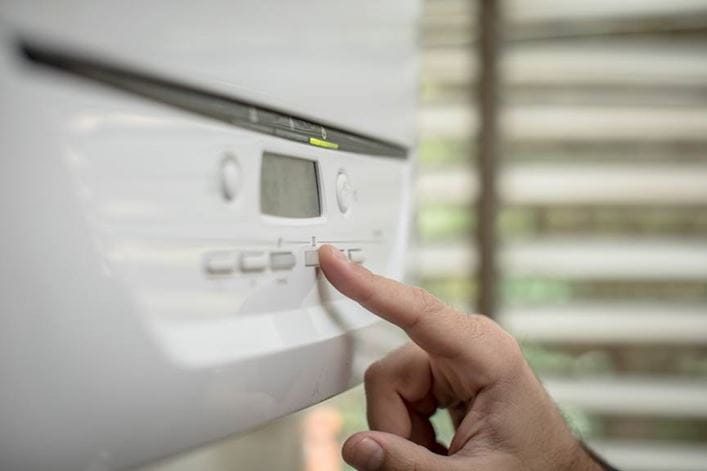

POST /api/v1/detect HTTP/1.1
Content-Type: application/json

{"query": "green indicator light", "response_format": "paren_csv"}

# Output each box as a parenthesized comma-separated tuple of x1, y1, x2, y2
(309, 137, 339, 149)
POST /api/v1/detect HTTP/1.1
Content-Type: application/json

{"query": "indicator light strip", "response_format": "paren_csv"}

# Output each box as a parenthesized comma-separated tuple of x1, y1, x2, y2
(308, 137, 339, 149)
(19, 40, 408, 159)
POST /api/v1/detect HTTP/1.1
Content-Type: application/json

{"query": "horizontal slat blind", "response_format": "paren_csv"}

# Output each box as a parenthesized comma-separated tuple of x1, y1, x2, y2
(417, 1, 707, 470)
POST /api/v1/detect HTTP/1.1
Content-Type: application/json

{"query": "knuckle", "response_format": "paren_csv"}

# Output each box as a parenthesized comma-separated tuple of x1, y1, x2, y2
(464, 313, 494, 338)
(408, 287, 446, 331)
(466, 314, 524, 359)
(414, 287, 443, 316)
(504, 336, 526, 372)
(363, 360, 387, 384)
(495, 323, 524, 363)
(364, 344, 417, 385)
(480, 316, 527, 376)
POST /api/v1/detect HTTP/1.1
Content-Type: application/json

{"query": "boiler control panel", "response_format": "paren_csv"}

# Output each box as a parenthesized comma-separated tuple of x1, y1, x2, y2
(0, 32, 414, 471)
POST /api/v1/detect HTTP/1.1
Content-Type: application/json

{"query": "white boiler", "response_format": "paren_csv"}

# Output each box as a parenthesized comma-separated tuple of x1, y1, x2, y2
(0, 1, 419, 469)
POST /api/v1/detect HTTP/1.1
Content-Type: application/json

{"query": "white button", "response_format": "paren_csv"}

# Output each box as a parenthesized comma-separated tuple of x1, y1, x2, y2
(348, 249, 365, 264)
(204, 253, 237, 275)
(304, 250, 320, 267)
(221, 155, 241, 201)
(336, 172, 353, 213)
(305, 248, 345, 267)
(239, 252, 268, 272)
(270, 252, 296, 270)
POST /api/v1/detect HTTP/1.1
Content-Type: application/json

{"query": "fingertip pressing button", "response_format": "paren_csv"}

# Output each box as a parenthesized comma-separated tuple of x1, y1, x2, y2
(306, 248, 346, 267)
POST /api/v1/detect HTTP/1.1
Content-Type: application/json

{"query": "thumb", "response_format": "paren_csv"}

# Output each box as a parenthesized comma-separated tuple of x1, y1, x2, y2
(342, 431, 458, 471)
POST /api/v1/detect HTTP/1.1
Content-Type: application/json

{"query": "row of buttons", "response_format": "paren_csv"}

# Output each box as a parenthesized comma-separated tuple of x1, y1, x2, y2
(204, 248, 365, 275)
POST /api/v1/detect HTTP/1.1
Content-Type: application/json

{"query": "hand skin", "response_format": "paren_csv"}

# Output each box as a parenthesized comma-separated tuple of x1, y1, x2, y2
(318, 245, 604, 471)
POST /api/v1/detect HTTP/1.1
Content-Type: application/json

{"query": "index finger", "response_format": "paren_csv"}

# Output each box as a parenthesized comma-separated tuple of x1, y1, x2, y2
(318, 245, 472, 358)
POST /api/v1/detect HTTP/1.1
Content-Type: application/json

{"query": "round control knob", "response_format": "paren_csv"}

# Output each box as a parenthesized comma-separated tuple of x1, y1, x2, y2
(220, 155, 241, 201)
(336, 172, 353, 214)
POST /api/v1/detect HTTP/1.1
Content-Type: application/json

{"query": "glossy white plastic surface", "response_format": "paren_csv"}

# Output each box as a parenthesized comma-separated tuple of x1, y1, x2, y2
(0, 2, 418, 469)
(0, 0, 419, 147)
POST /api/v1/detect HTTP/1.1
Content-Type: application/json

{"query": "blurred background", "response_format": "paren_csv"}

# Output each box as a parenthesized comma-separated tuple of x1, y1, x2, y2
(143, 0, 707, 470)
(413, 1, 707, 470)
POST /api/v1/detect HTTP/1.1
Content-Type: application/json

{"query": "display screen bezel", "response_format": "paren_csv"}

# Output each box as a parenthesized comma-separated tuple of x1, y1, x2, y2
(259, 152, 322, 219)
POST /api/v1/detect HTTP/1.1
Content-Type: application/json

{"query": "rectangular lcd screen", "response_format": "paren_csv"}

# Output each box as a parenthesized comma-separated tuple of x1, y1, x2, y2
(260, 152, 321, 218)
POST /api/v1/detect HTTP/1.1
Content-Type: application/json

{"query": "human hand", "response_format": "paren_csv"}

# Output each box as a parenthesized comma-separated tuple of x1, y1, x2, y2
(318, 245, 604, 471)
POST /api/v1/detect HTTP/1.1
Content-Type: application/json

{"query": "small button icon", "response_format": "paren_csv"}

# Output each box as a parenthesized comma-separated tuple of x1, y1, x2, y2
(336, 172, 353, 214)
(221, 155, 241, 202)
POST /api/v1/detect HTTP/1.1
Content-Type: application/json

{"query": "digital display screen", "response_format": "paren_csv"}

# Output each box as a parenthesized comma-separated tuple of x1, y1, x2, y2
(260, 152, 321, 218)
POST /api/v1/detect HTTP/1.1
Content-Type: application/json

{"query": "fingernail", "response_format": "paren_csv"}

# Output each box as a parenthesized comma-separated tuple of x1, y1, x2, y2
(349, 437, 384, 471)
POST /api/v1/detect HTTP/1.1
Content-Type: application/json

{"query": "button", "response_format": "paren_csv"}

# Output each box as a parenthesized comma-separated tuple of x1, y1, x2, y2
(336, 172, 353, 214)
(304, 250, 320, 267)
(204, 253, 237, 275)
(270, 252, 296, 270)
(239, 252, 268, 272)
(221, 155, 241, 201)
(348, 249, 365, 264)
(305, 248, 345, 267)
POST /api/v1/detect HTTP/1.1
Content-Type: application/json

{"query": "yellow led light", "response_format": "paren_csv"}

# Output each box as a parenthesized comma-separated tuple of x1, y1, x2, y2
(309, 137, 339, 149)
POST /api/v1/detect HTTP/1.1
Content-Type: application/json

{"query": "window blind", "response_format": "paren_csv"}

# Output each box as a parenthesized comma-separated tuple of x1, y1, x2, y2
(416, 1, 707, 469)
